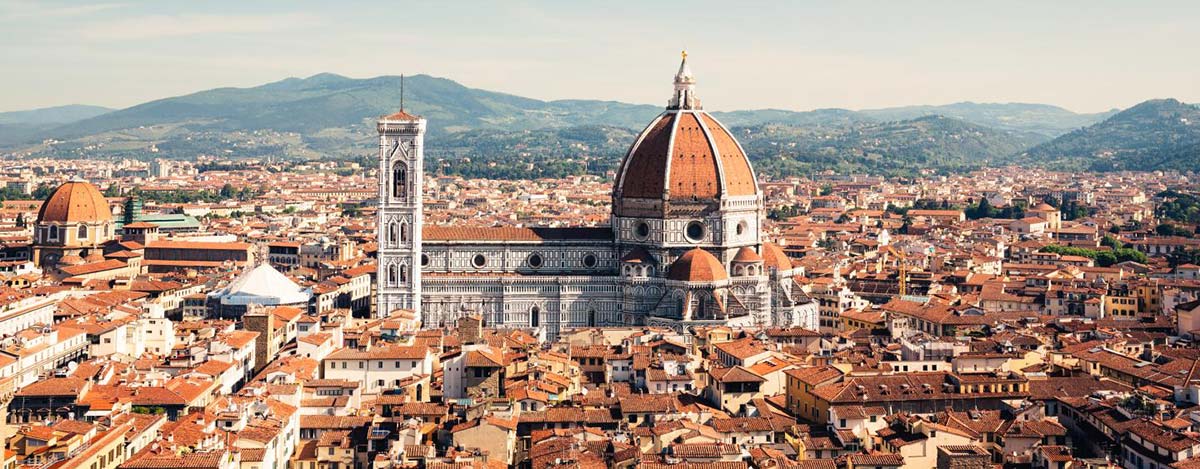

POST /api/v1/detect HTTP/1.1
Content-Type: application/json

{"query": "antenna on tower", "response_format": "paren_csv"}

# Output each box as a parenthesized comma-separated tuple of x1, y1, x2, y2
(400, 74, 405, 111)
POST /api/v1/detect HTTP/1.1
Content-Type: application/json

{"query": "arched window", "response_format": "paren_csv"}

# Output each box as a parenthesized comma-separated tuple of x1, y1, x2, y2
(400, 223, 408, 243)
(389, 222, 399, 245)
(78, 225, 87, 240)
(399, 264, 408, 283)
(48, 225, 59, 240)
(388, 264, 398, 285)
(392, 163, 407, 200)
(530, 306, 540, 328)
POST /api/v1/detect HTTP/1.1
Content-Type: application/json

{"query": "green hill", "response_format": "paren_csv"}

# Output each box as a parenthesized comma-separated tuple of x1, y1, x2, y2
(1017, 99, 1200, 171)
(860, 102, 1116, 138)
(0, 73, 1183, 179)
(740, 115, 1048, 177)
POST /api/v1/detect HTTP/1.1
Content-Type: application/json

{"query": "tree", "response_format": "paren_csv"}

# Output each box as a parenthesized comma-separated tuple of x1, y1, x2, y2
(1101, 235, 1124, 250)
(1156, 223, 1192, 238)
(219, 183, 236, 199)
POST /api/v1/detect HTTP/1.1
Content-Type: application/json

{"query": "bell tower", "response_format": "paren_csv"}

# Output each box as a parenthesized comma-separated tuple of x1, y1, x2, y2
(376, 109, 425, 321)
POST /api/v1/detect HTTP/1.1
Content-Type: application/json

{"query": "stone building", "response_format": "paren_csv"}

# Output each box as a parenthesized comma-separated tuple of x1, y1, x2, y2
(31, 179, 116, 269)
(376, 54, 819, 340)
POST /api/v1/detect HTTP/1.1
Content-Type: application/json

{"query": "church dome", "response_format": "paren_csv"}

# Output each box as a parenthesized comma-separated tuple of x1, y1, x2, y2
(667, 248, 728, 282)
(762, 243, 792, 270)
(37, 180, 112, 224)
(732, 246, 763, 263)
(614, 54, 758, 214)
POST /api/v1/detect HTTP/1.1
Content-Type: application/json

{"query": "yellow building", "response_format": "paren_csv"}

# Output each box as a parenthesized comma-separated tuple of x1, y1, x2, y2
(784, 366, 843, 423)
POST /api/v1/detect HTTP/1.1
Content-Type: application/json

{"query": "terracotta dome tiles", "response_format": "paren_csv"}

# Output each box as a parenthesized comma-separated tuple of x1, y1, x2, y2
(619, 113, 675, 199)
(671, 112, 721, 199)
(36, 181, 113, 224)
(667, 248, 729, 282)
(617, 111, 759, 205)
(701, 113, 757, 197)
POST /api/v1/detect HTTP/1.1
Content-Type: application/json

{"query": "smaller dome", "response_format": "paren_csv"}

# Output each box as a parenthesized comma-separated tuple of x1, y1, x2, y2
(84, 251, 106, 263)
(762, 243, 792, 270)
(1030, 203, 1057, 212)
(667, 248, 728, 282)
(732, 246, 763, 263)
(37, 180, 113, 224)
(59, 254, 85, 266)
(620, 246, 655, 264)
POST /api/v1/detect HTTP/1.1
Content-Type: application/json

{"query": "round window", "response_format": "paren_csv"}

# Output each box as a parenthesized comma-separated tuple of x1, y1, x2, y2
(685, 221, 705, 243)
(635, 221, 650, 239)
(736, 221, 746, 236)
(471, 254, 486, 268)
(421, 254, 429, 266)
(583, 254, 597, 268)
(528, 253, 544, 268)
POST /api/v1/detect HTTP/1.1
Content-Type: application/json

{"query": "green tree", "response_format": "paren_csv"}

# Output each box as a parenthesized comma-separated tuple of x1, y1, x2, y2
(1156, 223, 1193, 238)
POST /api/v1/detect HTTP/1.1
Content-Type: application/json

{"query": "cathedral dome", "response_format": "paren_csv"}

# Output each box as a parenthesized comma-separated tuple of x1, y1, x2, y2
(667, 248, 728, 282)
(732, 246, 763, 263)
(762, 243, 792, 270)
(36, 180, 112, 224)
(613, 54, 758, 214)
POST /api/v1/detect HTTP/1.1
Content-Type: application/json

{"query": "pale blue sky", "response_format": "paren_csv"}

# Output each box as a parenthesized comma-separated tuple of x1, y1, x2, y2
(1, 1, 1196, 113)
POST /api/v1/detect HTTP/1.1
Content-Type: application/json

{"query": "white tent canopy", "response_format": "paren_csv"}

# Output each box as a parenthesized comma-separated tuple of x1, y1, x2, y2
(208, 263, 311, 306)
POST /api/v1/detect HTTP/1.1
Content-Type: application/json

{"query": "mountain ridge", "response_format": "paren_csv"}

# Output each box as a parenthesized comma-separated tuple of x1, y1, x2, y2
(0, 73, 1190, 177)
(1017, 98, 1200, 171)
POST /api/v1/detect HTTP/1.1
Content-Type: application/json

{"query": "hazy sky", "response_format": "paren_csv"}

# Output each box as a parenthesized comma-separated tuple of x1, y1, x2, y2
(1, 1, 1197, 113)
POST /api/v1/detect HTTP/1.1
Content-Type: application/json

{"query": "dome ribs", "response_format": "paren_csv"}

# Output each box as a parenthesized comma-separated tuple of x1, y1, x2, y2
(701, 113, 757, 197)
(619, 113, 675, 199)
(669, 112, 720, 200)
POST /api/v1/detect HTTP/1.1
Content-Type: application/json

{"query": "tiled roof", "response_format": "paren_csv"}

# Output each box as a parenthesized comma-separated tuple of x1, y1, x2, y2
(423, 226, 612, 242)
(668, 248, 728, 282)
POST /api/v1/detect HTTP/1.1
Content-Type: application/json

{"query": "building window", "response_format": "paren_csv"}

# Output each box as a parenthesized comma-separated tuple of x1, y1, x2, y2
(685, 221, 705, 243)
(392, 163, 407, 200)
(736, 221, 747, 236)
(583, 254, 597, 268)
(528, 253, 543, 269)
(635, 221, 650, 239)
(400, 223, 408, 243)
(78, 225, 88, 240)
(472, 254, 486, 268)
(48, 225, 59, 240)
(421, 254, 429, 266)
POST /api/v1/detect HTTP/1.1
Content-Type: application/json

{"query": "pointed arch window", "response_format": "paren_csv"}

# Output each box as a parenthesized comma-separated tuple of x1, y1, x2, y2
(388, 264, 398, 285)
(399, 264, 408, 283)
(48, 225, 59, 241)
(389, 222, 399, 246)
(400, 223, 409, 243)
(392, 163, 408, 201)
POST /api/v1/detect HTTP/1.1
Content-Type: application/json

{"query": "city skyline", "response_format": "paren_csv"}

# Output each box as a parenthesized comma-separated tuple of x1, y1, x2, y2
(2, 1, 1198, 113)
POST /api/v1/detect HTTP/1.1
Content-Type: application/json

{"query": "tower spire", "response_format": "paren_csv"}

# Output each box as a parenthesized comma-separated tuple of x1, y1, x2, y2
(668, 51, 700, 110)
